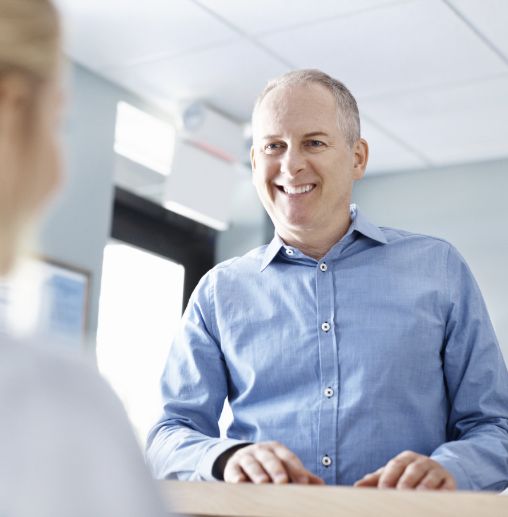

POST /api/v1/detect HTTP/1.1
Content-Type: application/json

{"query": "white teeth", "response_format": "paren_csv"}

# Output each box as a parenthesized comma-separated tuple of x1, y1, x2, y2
(282, 184, 315, 195)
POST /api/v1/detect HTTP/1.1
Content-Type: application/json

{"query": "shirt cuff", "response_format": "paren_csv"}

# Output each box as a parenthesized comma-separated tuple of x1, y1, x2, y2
(196, 439, 252, 481)
(430, 453, 473, 490)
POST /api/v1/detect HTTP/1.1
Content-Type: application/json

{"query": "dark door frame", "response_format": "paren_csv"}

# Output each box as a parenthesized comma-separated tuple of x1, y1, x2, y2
(110, 187, 216, 310)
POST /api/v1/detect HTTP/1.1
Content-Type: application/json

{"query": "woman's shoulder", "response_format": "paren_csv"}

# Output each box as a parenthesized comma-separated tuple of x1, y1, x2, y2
(0, 336, 131, 438)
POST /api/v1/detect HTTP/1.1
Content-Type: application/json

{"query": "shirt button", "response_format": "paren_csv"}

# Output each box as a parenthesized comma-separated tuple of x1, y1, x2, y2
(285, 248, 294, 256)
(319, 263, 328, 272)
(321, 322, 331, 332)
(324, 387, 334, 398)
(322, 455, 332, 467)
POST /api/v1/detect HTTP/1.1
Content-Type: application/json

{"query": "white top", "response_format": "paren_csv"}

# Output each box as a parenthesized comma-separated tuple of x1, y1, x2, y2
(0, 338, 168, 517)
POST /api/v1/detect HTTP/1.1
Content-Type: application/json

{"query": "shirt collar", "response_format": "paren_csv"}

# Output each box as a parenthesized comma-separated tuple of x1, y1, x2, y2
(260, 233, 286, 272)
(260, 204, 387, 272)
(350, 205, 388, 245)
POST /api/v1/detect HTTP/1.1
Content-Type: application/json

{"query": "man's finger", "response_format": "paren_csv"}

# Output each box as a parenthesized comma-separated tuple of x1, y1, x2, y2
(354, 474, 380, 487)
(378, 452, 417, 488)
(238, 455, 270, 484)
(223, 461, 248, 483)
(285, 464, 325, 485)
(354, 468, 383, 487)
(441, 476, 457, 491)
(396, 460, 429, 489)
(307, 472, 326, 485)
(415, 468, 447, 490)
(271, 443, 310, 483)
(253, 448, 289, 484)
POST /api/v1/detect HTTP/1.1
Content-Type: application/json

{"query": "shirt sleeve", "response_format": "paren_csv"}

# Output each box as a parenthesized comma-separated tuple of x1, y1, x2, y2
(145, 271, 250, 480)
(430, 244, 508, 491)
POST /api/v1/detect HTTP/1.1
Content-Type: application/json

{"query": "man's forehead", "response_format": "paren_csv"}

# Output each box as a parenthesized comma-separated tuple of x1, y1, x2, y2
(261, 82, 333, 109)
(253, 83, 337, 136)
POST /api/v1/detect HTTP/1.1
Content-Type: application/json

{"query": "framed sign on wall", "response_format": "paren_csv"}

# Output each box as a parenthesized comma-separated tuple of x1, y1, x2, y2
(0, 255, 90, 349)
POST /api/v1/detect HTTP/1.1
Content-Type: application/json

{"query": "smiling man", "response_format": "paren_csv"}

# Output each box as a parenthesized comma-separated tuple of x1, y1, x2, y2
(147, 69, 508, 491)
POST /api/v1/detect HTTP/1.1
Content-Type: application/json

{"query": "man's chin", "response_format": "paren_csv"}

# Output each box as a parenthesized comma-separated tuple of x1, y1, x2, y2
(274, 216, 316, 235)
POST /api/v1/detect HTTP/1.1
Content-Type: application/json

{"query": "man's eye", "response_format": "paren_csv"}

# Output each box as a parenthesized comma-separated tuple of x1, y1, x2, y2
(264, 143, 285, 152)
(306, 140, 325, 147)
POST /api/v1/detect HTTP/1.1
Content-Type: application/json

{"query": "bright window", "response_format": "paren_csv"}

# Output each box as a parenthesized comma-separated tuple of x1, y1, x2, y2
(97, 241, 184, 446)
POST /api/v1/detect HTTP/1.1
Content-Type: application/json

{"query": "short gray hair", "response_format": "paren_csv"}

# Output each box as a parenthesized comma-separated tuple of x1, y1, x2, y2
(252, 69, 361, 148)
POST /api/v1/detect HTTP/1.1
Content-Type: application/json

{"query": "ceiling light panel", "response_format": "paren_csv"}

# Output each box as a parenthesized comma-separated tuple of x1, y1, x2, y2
(104, 39, 289, 122)
(53, 0, 239, 71)
(258, 0, 507, 99)
(360, 75, 508, 165)
(447, 0, 508, 58)
(196, 0, 407, 36)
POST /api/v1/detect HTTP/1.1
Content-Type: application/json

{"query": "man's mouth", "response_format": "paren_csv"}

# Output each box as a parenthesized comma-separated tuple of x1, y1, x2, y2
(276, 183, 316, 195)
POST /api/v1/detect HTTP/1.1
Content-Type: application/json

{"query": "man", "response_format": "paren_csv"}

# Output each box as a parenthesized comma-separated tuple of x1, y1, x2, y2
(147, 69, 508, 491)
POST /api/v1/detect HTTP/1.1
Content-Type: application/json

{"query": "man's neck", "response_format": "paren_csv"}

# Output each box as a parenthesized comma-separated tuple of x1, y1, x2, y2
(276, 214, 352, 261)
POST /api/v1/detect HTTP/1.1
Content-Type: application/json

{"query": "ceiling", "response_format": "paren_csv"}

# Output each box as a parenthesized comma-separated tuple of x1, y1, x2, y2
(54, 0, 508, 175)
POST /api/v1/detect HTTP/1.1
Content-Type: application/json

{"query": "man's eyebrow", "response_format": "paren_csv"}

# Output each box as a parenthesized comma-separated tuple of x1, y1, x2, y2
(260, 131, 330, 140)
(303, 131, 330, 138)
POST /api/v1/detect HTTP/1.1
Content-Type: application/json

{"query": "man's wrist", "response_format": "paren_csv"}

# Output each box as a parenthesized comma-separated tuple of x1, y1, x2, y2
(212, 443, 251, 480)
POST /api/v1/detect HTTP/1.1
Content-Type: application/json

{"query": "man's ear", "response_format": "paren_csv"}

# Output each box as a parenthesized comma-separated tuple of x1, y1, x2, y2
(250, 145, 256, 180)
(352, 138, 368, 180)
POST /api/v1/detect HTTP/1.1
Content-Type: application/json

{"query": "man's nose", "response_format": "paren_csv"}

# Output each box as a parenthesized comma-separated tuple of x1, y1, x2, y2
(280, 146, 305, 177)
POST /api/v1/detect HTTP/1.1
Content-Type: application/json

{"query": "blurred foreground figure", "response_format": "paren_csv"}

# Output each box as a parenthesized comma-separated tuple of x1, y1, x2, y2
(0, 1, 167, 515)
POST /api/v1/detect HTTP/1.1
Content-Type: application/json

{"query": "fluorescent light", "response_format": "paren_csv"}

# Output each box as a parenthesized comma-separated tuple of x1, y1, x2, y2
(114, 101, 175, 176)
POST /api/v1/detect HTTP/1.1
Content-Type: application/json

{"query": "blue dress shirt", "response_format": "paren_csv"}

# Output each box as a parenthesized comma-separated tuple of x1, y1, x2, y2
(146, 207, 508, 490)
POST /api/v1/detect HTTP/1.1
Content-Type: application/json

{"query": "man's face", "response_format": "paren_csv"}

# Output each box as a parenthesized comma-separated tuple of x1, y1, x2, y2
(251, 83, 366, 237)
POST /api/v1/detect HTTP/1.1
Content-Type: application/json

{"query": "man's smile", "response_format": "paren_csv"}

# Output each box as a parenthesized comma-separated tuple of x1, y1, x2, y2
(275, 183, 316, 196)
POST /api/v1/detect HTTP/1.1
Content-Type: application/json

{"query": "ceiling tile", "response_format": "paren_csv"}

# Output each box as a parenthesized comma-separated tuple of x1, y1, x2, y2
(360, 118, 428, 174)
(196, 0, 407, 35)
(447, 0, 508, 59)
(53, 0, 238, 70)
(259, 0, 507, 98)
(360, 75, 508, 165)
(103, 40, 289, 122)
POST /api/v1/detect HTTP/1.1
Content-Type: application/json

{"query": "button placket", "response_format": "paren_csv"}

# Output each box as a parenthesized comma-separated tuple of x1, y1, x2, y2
(315, 255, 338, 484)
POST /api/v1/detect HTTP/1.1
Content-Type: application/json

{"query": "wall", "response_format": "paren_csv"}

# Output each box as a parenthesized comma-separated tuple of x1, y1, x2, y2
(215, 174, 268, 263)
(353, 158, 508, 361)
(37, 63, 125, 346)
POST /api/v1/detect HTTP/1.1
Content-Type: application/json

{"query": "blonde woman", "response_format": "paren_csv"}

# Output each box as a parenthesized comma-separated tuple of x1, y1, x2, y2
(0, 1, 167, 515)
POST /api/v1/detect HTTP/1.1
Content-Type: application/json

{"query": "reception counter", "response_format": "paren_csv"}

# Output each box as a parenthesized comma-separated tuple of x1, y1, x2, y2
(159, 481, 507, 517)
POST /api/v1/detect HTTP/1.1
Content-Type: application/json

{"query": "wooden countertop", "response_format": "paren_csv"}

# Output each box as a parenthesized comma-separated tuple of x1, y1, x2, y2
(159, 481, 508, 517)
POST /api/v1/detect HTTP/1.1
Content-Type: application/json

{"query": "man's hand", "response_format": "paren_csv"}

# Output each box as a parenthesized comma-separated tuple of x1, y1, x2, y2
(354, 451, 456, 490)
(223, 441, 325, 485)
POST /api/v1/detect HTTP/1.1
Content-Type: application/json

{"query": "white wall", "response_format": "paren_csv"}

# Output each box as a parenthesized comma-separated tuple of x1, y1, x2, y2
(353, 158, 508, 361)
(216, 175, 267, 263)
(37, 64, 117, 345)
(37, 63, 165, 346)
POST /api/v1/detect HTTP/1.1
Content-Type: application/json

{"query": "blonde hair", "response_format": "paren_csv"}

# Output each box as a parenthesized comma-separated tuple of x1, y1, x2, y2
(0, 0, 60, 83)
(252, 69, 361, 148)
